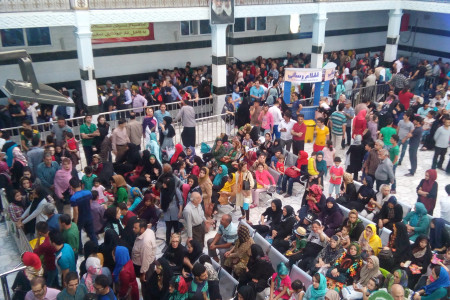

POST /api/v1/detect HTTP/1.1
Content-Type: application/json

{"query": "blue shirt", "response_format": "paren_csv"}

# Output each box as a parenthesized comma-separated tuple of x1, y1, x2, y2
(36, 161, 60, 188)
(47, 214, 61, 232)
(154, 110, 171, 125)
(55, 243, 76, 273)
(97, 289, 116, 300)
(218, 222, 238, 244)
(70, 190, 93, 224)
(250, 86, 265, 99)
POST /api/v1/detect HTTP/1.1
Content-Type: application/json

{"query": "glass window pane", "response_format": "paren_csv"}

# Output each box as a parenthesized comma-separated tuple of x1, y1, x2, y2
(26, 27, 51, 46)
(1, 28, 25, 47)
(234, 18, 245, 32)
(257, 17, 266, 31)
(180, 21, 190, 36)
(190, 21, 198, 35)
(199, 20, 211, 35)
(246, 17, 256, 30)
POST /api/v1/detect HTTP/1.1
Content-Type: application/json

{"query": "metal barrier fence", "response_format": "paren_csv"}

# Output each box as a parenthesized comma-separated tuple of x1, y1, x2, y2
(347, 83, 391, 106)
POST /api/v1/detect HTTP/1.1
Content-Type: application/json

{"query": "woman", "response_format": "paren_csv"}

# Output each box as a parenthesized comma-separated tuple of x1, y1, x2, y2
(224, 225, 254, 277)
(252, 162, 275, 207)
(341, 209, 364, 242)
(133, 193, 159, 228)
(353, 110, 367, 138)
(186, 175, 202, 204)
(94, 115, 110, 157)
(161, 116, 176, 151)
(222, 140, 239, 170)
(235, 162, 254, 222)
(358, 224, 382, 257)
(237, 244, 274, 294)
(99, 229, 122, 272)
(381, 222, 412, 272)
(272, 206, 297, 253)
(217, 173, 236, 208)
(309, 235, 344, 276)
(161, 176, 183, 243)
(19, 187, 48, 237)
(377, 196, 403, 231)
(164, 233, 187, 274)
(114, 143, 141, 175)
(326, 242, 363, 284)
(349, 176, 376, 212)
(104, 206, 124, 237)
(252, 199, 283, 237)
(113, 246, 139, 300)
(270, 262, 292, 300)
(81, 256, 112, 293)
(345, 135, 365, 181)
(417, 169, 438, 215)
(170, 144, 184, 168)
(110, 175, 129, 205)
(414, 266, 450, 300)
(236, 97, 251, 129)
(259, 133, 273, 154)
(8, 190, 25, 223)
(12, 252, 44, 300)
(402, 235, 432, 289)
(211, 138, 227, 163)
(298, 183, 327, 220)
(183, 239, 203, 273)
(337, 172, 357, 207)
(198, 167, 213, 218)
(335, 79, 345, 100)
(53, 157, 74, 208)
(91, 154, 104, 176)
(383, 269, 410, 297)
(304, 272, 327, 300)
(237, 285, 255, 300)
(430, 218, 450, 253)
(142, 107, 157, 139)
(80, 241, 104, 278)
(403, 202, 431, 242)
(281, 150, 308, 198)
(144, 258, 173, 300)
(126, 150, 151, 184)
(319, 197, 343, 237)
(342, 256, 381, 300)
(146, 132, 162, 164)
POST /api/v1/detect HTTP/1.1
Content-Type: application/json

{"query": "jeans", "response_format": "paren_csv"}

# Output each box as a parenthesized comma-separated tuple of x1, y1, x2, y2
(280, 139, 293, 152)
(83, 146, 94, 165)
(391, 164, 398, 190)
(342, 126, 352, 147)
(45, 269, 59, 288)
(78, 219, 98, 253)
(276, 174, 284, 192)
(398, 139, 409, 164)
(207, 237, 232, 263)
(414, 78, 425, 96)
(293, 140, 304, 155)
(409, 145, 419, 175)
(272, 125, 281, 139)
(282, 175, 300, 195)
(432, 147, 448, 169)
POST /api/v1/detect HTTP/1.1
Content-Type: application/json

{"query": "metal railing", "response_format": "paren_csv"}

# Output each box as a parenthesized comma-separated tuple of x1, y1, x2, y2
(1, 264, 26, 300)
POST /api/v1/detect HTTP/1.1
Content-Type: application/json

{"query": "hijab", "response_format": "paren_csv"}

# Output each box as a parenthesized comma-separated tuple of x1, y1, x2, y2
(297, 150, 309, 166)
(359, 176, 375, 198)
(186, 240, 203, 263)
(323, 197, 339, 216)
(352, 135, 362, 145)
(213, 165, 228, 186)
(112, 246, 130, 283)
(281, 205, 295, 224)
(163, 116, 176, 138)
(161, 176, 176, 212)
(310, 273, 328, 299)
(268, 199, 283, 223)
(419, 169, 437, 202)
(423, 267, 450, 295)
(54, 157, 73, 199)
(358, 255, 381, 286)
(125, 143, 141, 166)
(354, 109, 367, 125)
(363, 224, 382, 256)
(198, 167, 212, 186)
(274, 262, 289, 289)
(112, 174, 128, 194)
(316, 151, 327, 174)
(325, 290, 339, 300)
(409, 202, 428, 227)
(391, 222, 412, 258)
(236, 97, 251, 128)
(388, 269, 408, 290)
(430, 218, 447, 249)
(237, 224, 252, 245)
(238, 285, 256, 300)
(0, 161, 11, 182)
(84, 257, 103, 293)
(168, 275, 188, 300)
(148, 132, 162, 164)
(22, 252, 44, 280)
(170, 144, 184, 165)
(145, 154, 162, 179)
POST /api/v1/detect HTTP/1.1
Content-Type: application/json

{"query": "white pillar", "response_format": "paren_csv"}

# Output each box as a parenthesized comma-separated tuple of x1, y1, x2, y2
(211, 24, 228, 115)
(384, 9, 403, 63)
(74, 11, 98, 113)
(310, 11, 327, 69)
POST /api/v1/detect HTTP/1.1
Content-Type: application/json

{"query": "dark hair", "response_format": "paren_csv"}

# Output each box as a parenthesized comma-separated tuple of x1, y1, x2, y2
(94, 274, 110, 288)
(317, 117, 324, 123)
(386, 117, 393, 125)
(137, 219, 147, 230)
(297, 113, 304, 119)
(49, 230, 64, 245)
(130, 113, 136, 120)
(31, 135, 40, 147)
(291, 279, 304, 291)
(84, 114, 92, 120)
(91, 190, 99, 200)
(192, 263, 206, 277)
(69, 177, 80, 188)
(433, 265, 441, 277)
(65, 131, 74, 139)
(338, 103, 345, 111)
(30, 277, 46, 288)
(59, 214, 72, 225)
(446, 184, 450, 195)
(1, 130, 10, 140)
(367, 141, 375, 149)
(22, 120, 31, 126)
(36, 221, 49, 234)
(391, 134, 399, 143)
(65, 272, 79, 284)
(93, 178, 101, 184)
(334, 157, 342, 163)
(118, 202, 128, 210)
(118, 118, 126, 125)
(284, 110, 292, 118)
(313, 273, 321, 283)
(84, 166, 93, 175)
(198, 255, 212, 265)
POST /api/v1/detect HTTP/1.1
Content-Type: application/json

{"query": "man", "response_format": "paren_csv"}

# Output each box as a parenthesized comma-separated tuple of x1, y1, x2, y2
(279, 110, 296, 152)
(25, 277, 60, 300)
(183, 192, 208, 246)
(390, 284, 405, 300)
(126, 113, 142, 148)
(396, 112, 414, 165)
(94, 275, 116, 300)
(7, 98, 25, 127)
(313, 117, 329, 152)
(328, 103, 347, 150)
(363, 68, 376, 86)
(374, 149, 395, 191)
(122, 84, 133, 108)
(342, 101, 355, 147)
(27, 136, 44, 175)
(20, 120, 41, 151)
(405, 116, 424, 177)
(411, 61, 427, 96)
(174, 100, 196, 147)
(188, 263, 209, 299)
(131, 89, 147, 114)
(34, 222, 58, 288)
(69, 178, 98, 253)
(250, 80, 265, 103)
(379, 117, 396, 150)
(132, 219, 156, 283)
(291, 114, 306, 154)
(165, 80, 182, 103)
(417, 102, 432, 118)
(207, 214, 237, 263)
(118, 202, 136, 227)
(290, 92, 303, 120)
(393, 57, 404, 74)
(57, 272, 88, 300)
(37, 153, 60, 195)
(49, 230, 76, 286)
(51, 117, 72, 146)
(249, 100, 263, 136)
(59, 214, 79, 259)
(389, 68, 408, 94)
(432, 116, 450, 170)
(43, 203, 60, 232)
(111, 119, 130, 162)
(268, 62, 279, 80)
(80, 115, 99, 166)
(268, 99, 283, 139)
(440, 184, 450, 223)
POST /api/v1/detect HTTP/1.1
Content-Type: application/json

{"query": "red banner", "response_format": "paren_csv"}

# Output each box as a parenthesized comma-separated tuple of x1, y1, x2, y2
(92, 23, 154, 44)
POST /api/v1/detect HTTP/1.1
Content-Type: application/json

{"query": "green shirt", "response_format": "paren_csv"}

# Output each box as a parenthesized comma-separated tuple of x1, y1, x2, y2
(380, 126, 397, 146)
(389, 145, 399, 165)
(62, 222, 79, 255)
(294, 238, 307, 252)
(82, 174, 97, 191)
(80, 123, 97, 146)
(116, 187, 128, 205)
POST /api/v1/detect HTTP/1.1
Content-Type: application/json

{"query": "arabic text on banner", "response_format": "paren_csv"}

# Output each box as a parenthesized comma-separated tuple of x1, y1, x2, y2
(284, 68, 322, 84)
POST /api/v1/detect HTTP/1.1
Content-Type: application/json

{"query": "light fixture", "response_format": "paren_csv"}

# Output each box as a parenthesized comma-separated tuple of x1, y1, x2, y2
(290, 14, 300, 34)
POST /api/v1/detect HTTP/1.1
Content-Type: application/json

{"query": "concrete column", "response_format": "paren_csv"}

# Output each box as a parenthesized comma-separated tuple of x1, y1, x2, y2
(74, 11, 98, 113)
(384, 9, 403, 63)
(211, 24, 228, 115)
(310, 11, 327, 69)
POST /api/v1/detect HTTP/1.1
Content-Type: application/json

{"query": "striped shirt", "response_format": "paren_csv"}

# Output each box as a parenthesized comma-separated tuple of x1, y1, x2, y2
(218, 223, 238, 244)
(330, 111, 347, 136)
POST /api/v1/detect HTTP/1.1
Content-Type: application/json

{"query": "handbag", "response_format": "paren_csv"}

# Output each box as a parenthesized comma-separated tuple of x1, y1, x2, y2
(285, 166, 300, 178)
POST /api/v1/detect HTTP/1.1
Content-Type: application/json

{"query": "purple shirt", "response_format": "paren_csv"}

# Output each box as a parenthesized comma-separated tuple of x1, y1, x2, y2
(90, 201, 106, 234)
(368, 120, 378, 141)
(132, 94, 148, 113)
(25, 287, 60, 300)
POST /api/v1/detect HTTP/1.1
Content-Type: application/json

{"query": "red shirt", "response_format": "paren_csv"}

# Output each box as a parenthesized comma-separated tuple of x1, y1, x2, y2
(118, 260, 139, 300)
(33, 236, 57, 271)
(398, 91, 414, 110)
(292, 122, 306, 141)
(122, 210, 136, 227)
(276, 162, 285, 174)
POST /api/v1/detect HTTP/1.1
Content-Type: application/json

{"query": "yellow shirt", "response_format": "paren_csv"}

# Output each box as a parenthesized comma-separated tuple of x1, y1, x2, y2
(315, 125, 329, 146)
(308, 157, 319, 176)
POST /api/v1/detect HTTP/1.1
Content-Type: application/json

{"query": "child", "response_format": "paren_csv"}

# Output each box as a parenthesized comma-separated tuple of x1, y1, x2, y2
(329, 157, 343, 198)
(64, 131, 80, 165)
(82, 166, 97, 191)
(290, 280, 305, 300)
(92, 178, 106, 204)
(178, 161, 188, 183)
(336, 225, 351, 249)
(242, 133, 254, 148)
(270, 262, 292, 300)
(286, 227, 308, 268)
(276, 154, 285, 194)
(271, 150, 282, 169)
(322, 140, 336, 171)
(307, 152, 319, 184)
(128, 187, 143, 212)
(368, 114, 378, 142)
(167, 276, 188, 300)
(198, 255, 221, 300)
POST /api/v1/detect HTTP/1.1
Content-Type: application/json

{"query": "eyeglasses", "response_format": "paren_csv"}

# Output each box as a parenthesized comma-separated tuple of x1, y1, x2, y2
(31, 287, 44, 295)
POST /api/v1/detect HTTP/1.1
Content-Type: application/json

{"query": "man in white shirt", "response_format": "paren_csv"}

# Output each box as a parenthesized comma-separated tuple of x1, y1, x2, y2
(268, 101, 283, 139)
(393, 57, 404, 74)
(132, 219, 156, 283)
(440, 185, 450, 223)
(278, 110, 296, 152)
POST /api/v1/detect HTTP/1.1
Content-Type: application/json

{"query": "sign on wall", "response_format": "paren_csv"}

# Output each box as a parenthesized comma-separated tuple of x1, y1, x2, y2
(91, 23, 155, 44)
(284, 68, 322, 84)
(210, 0, 234, 25)
(323, 68, 335, 81)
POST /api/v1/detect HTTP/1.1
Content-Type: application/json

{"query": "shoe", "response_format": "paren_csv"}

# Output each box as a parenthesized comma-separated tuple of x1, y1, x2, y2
(284, 194, 291, 198)
(398, 162, 402, 166)
(405, 173, 414, 177)
(438, 167, 445, 171)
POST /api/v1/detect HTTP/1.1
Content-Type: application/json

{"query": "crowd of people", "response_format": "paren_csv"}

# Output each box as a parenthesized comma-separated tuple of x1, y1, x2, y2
(0, 50, 449, 300)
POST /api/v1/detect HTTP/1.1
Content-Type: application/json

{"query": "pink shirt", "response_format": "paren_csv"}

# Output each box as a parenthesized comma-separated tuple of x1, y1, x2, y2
(258, 111, 274, 130)
(92, 185, 106, 203)
(271, 273, 292, 299)
(329, 165, 344, 185)
(322, 147, 335, 167)
(255, 169, 275, 186)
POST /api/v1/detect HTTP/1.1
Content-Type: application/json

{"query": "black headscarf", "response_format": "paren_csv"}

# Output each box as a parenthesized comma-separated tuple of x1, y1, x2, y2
(323, 197, 339, 216)
(186, 240, 203, 263)
(125, 143, 141, 166)
(238, 285, 256, 300)
(163, 116, 176, 138)
(160, 176, 176, 212)
(236, 97, 251, 128)
(147, 258, 173, 298)
(281, 205, 295, 223)
(100, 229, 120, 272)
(262, 199, 283, 224)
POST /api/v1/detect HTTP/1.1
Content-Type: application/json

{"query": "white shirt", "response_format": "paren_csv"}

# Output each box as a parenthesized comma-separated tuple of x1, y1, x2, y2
(394, 60, 403, 74)
(440, 195, 450, 223)
(268, 106, 282, 125)
(278, 118, 296, 140)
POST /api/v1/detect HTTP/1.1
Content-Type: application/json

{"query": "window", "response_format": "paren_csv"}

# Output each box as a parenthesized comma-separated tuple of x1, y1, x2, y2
(257, 17, 266, 31)
(246, 18, 256, 31)
(234, 18, 245, 32)
(1, 27, 51, 47)
(234, 17, 266, 32)
(180, 21, 211, 36)
(199, 20, 211, 35)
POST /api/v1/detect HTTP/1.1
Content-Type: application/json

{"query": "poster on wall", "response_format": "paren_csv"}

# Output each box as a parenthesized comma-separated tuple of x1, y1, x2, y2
(91, 23, 155, 44)
(210, 0, 234, 25)
(284, 68, 322, 84)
